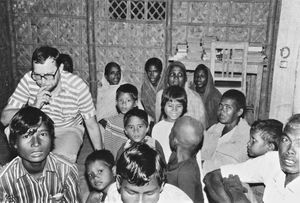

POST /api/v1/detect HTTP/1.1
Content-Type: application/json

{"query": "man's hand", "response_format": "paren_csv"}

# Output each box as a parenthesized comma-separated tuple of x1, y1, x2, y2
(33, 86, 51, 108)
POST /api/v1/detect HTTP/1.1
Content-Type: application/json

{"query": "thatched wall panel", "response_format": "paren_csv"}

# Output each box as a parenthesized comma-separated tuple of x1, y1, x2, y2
(207, 27, 227, 41)
(252, 3, 269, 25)
(188, 26, 207, 40)
(250, 27, 266, 43)
(172, 2, 188, 22)
(189, 2, 210, 23)
(230, 3, 251, 25)
(211, 3, 230, 24)
(95, 21, 107, 45)
(227, 27, 249, 41)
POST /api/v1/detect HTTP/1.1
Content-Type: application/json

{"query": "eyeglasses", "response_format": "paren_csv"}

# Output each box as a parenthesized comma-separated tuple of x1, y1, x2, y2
(31, 68, 59, 81)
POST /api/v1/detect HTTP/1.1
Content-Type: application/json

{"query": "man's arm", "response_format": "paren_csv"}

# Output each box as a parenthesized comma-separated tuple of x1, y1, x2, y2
(203, 169, 232, 203)
(1, 106, 19, 126)
(84, 116, 104, 150)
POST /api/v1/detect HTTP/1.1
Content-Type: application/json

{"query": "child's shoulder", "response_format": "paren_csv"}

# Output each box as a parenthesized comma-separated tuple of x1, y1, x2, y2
(0, 156, 20, 177)
(49, 153, 78, 170)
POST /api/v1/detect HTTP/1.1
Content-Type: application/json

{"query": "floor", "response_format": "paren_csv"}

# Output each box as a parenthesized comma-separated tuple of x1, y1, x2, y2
(77, 134, 94, 202)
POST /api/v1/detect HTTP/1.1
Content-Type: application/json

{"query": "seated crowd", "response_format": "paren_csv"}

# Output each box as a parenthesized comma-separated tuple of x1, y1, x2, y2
(0, 45, 298, 203)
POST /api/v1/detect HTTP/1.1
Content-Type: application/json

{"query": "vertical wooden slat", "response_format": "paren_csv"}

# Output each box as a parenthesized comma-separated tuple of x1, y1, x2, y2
(86, 0, 97, 102)
(260, 0, 281, 119)
(7, 0, 17, 91)
(165, 0, 173, 67)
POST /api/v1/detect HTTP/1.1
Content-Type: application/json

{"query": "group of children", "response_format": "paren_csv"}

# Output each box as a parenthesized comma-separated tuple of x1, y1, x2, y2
(0, 57, 297, 203)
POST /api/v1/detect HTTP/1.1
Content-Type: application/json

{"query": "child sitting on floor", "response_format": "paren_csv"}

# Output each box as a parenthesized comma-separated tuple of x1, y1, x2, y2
(167, 116, 205, 203)
(0, 106, 80, 202)
(116, 108, 165, 163)
(151, 85, 187, 161)
(100, 83, 138, 158)
(85, 149, 116, 203)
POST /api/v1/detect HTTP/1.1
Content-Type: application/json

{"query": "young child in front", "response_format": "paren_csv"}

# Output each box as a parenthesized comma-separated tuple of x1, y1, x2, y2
(85, 149, 116, 203)
(0, 106, 81, 202)
(105, 143, 193, 203)
(116, 108, 166, 163)
(167, 116, 205, 203)
(101, 83, 138, 158)
(151, 85, 187, 161)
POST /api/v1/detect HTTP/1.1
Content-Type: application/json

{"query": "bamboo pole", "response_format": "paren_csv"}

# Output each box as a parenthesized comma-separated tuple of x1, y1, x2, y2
(259, 0, 281, 119)
(6, 0, 17, 92)
(86, 0, 97, 103)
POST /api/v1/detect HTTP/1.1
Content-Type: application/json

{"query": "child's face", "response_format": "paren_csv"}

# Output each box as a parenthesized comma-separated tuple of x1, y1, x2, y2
(168, 66, 185, 87)
(105, 66, 121, 85)
(217, 98, 242, 125)
(279, 128, 300, 175)
(194, 69, 208, 89)
(14, 123, 52, 167)
(117, 92, 136, 114)
(118, 176, 163, 203)
(87, 160, 115, 193)
(146, 65, 161, 87)
(164, 99, 183, 122)
(125, 116, 148, 143)
(247, 132, 270, 157)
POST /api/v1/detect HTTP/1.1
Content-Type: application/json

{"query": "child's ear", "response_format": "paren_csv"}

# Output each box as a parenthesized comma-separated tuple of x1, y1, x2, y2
(116, 175, 122, 192)
(267, 143, 275, 151)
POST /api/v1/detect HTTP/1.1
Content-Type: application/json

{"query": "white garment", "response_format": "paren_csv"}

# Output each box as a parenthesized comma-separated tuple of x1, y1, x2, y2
(221, 151, 300, 203)
(151, 119, 174, 162)
(105, 182, 192, 203)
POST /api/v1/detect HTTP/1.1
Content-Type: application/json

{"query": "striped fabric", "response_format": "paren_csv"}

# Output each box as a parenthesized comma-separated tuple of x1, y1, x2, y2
(7, 71, 95, 128)
(103, 114, 128, 159)
(0, 153, 81, 202)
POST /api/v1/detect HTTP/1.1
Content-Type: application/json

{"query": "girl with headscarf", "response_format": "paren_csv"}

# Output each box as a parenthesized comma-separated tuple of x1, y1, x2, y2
(191, 64, 222, 128)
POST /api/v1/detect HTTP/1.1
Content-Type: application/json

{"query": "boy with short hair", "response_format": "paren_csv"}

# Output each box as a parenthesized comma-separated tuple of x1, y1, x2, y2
(115, 108, 165, 163)
(106, 143, 193, 203)
(101, 83, 138, 158)
(204, 114, 300, 203)
(0, 106, 81, 202)
(167, 116, 204, 203)
(247, 119, 283, 158)
(85, 149, 115, 203)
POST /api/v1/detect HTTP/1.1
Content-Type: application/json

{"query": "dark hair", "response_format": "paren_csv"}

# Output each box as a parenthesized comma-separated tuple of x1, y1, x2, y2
(145, 57, 163, 73)
(116, 83, 138, 101)
(57, 53, 73, 73)
(31, 46, 60, 70)
(85, 149, 115, 169)
(124, 108, 149, 127)
(105, 62, 121, 76)
(250, 119, 283, 150)
(222, 89, 246, 117)
(283, 114, 300, 133)
(116, 142, 166, 187)
(9, 106, 55, 150)
(161, 86, 187, 119)
(194, 64, 208, 78)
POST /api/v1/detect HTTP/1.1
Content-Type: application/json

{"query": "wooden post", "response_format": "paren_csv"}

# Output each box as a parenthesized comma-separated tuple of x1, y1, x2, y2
(86, 0, 97, 103)
(165, 0, 173, 68)
(259, 0, 281, 119)
(6, 0, 17, 91)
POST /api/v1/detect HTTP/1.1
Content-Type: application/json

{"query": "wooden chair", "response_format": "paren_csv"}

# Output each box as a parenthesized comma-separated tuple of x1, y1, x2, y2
(210, 41, 249, 94)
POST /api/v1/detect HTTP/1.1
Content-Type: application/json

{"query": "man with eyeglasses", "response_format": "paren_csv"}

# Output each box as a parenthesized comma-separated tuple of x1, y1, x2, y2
(1, 46, 103, 163)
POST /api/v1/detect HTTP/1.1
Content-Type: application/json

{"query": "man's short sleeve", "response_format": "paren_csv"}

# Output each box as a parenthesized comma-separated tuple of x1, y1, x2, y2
(77, 81, 96, 120)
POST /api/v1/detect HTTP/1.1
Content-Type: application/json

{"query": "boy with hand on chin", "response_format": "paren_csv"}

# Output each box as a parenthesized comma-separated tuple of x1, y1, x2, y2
(0, 106, 81, 202)
(105, 143, 193, 203)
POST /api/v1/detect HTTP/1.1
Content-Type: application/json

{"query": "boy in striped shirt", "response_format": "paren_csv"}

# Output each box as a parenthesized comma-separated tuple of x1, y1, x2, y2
(0, 106, 81, 202)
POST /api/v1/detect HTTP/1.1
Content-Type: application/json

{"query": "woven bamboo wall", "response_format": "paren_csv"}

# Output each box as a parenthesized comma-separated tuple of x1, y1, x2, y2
(94, 0, 167, 90)
(10, 0, 88, 82)
(0, 0, 14, 109)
